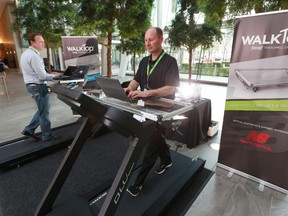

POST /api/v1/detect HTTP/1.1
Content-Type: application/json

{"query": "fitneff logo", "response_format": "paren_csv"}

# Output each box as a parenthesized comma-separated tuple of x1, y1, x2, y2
(113, 162, 135, 205)
(240, 130, 272, 151)
(242, 28, 288, 45)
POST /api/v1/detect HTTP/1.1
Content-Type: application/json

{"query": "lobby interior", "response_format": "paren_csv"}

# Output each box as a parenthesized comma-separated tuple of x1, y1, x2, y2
(1, 68, 288, 216)
(1, 0, 288, 215)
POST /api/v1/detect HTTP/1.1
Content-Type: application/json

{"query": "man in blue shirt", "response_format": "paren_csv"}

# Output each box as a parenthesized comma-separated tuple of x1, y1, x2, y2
(21, 33, 61, 141)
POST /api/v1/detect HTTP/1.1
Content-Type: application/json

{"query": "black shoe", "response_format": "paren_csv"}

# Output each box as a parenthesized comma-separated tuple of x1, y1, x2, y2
(43, 135, 60, 141)
(154, 162, 172, 175)
(22, 130, 40, 140)
(127, 183, 142, 197)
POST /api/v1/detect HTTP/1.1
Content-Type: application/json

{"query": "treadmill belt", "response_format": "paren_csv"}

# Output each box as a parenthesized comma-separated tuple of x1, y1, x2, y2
(89, 151, 205, 216)
(0, 122, 81, 170)
(0, 125, 210, 216)
(0, 132, 130, 216)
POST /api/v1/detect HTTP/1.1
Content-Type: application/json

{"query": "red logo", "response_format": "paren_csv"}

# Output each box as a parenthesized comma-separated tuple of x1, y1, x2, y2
(240, 130, 272, 151)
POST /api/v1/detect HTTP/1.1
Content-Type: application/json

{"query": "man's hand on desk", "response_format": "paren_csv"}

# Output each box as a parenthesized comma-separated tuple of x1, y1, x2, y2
(124, 86, 148, 99)
(51, 72, 62, 77)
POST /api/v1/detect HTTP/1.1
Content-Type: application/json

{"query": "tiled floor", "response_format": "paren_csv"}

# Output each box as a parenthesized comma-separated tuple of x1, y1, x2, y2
(1, 69, 287, 216)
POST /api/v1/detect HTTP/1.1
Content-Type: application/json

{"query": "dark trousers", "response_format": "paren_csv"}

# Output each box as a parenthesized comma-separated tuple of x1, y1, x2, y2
(134, 124, 171, 186)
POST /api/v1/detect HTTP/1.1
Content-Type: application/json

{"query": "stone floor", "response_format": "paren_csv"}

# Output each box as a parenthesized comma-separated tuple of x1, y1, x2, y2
(1, 69, 287, 216)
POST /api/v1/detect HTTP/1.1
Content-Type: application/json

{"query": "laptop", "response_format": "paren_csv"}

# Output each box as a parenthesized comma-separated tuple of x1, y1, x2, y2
(54, 65, 89, 81)
(96, 77, 136, 102)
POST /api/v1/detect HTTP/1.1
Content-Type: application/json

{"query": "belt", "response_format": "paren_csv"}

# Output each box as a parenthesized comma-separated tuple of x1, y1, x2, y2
(26, 83, 44, 85)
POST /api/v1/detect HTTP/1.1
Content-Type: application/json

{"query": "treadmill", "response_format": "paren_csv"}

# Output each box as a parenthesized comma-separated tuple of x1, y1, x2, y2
(0, 122, 81, 170)
(235, 68, 288, 92)
(34, 84, 206, 216)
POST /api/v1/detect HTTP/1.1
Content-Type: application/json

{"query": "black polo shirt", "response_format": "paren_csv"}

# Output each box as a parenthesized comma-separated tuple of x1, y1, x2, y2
(134, 52, 180, 99)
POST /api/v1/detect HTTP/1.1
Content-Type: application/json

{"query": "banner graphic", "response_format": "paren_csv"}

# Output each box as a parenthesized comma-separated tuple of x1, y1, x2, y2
(61, 36, 100, 74)
(218, 11, 288, 191)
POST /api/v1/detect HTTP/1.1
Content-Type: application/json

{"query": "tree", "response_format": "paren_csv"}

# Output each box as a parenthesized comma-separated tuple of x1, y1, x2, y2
(12, 0, 77, 72)
(116, 0, 152, 76)
(213, 0, 288, 26)
(117, 36, 146, 76)
(226, 0, 288, 15)
(75, 0, 153, 78)
(167, 0, 224, 83)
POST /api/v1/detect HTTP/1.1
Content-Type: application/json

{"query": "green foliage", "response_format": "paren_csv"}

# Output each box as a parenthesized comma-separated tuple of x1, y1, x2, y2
(117, 36, 146, 56)
(225, 0, 288, 21)
(216, 67, 229, 77)
(118, 0, 152, 39)
(12, 0, 78, 72)
(75, 0, 152, 38)
(75, 0, 153, 77)
(180, 62, 229, 77)
(168, 0, 225, 81)
(12, 0, 77, 48)
(75, 0, 119, 37)
(116, 0, 152, 63)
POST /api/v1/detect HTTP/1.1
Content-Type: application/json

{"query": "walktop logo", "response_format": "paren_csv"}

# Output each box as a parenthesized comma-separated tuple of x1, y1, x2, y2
(242, 28, 288, 45)
(61, 36, 99, 60)
(240, 130, 272, 151)
(66, 43, 95, 54)
(242, 27, 288, 51)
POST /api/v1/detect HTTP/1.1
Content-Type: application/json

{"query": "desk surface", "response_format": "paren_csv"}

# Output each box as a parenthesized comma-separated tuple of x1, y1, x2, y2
(85, 90, 211, 148)
(89, 94, 194, 122)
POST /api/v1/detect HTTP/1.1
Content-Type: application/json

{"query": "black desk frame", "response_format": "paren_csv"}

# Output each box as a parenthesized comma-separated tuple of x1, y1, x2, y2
(164, 99, 212, 148)
(35, 84, 156, 216)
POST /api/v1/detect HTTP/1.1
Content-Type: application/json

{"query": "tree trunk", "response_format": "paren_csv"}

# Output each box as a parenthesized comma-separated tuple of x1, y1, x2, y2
(254, 5, 264, 13)
(46, 44, 51, 73)
(107, 32, 112, 78)
(188, 47, 193, 84)
(133, 52, 136, 76)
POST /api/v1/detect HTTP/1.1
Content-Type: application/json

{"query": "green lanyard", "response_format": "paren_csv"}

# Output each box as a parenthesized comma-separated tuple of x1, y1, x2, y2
(146, 51, 165, 79)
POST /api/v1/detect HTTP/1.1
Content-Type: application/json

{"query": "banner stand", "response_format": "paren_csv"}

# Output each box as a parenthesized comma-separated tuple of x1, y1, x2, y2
(217, 163, 288, 194)
(0, 72, 9, 100)
(218, 10, 288, 193)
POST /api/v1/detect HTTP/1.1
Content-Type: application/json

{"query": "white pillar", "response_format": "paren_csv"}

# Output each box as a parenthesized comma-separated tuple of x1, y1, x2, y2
(58, 47, 64, 70)
(157, 0, 163, 28)
(118, 53, 129, 77)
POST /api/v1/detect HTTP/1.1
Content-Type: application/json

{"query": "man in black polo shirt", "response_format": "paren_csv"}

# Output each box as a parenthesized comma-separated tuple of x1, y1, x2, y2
(125, 27, 180, 196)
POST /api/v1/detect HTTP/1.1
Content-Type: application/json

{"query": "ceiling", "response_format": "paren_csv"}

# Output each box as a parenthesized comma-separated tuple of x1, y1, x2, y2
(0, 0, 14, 19)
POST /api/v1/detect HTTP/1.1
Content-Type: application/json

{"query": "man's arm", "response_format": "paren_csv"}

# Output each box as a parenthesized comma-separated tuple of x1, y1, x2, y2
(124, 80, 139, 93)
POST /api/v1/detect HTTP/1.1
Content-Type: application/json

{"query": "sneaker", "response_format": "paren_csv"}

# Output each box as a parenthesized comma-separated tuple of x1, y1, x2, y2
(127, 183, 142, 197)
(22, 130, 40, 140)
(154, 162, 172, 175)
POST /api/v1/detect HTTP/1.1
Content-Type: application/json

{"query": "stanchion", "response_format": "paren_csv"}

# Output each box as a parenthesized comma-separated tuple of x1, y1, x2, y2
(0, 72, 9, 100)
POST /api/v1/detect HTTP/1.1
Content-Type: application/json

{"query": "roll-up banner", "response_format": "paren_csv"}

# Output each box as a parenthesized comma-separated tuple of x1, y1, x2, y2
(61, 36, 100, 74)
(218, 10, 288, 192)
